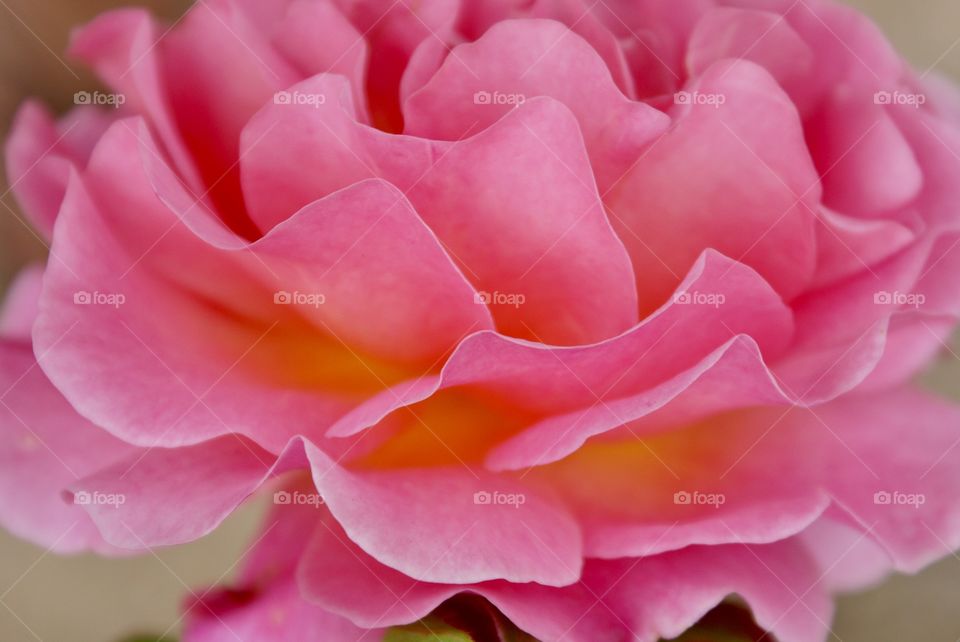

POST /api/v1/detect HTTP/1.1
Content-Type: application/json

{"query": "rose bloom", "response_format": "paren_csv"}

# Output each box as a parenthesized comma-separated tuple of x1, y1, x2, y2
(3, 0, 960, 640)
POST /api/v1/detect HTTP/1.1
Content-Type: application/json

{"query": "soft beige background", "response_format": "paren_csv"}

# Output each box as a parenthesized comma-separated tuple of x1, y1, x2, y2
(1, 1, 959, 640)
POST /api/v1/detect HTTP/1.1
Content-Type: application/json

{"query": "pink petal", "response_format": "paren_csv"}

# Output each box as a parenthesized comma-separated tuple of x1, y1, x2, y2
(817, 388, 960, 573)
(302, 442, 583, 586)
(337, 0, 461, 132)
(811, 207, 915, 289)
(35, 120, 490, 451)
(687, 7, 815, 109)
(392, 97, 640, 344)
(68, 435, 295, 548)
(0, 265, 43, 340)
(242, 75, 639, 344)
(183, 481, 377, 642)
(591, 540, 833, 642)
(404, 19, 669, 191)
(329, 250, 796, 440)
(4, 102, 113, 238)
(0, 340, 134, 553)
(298, 512, 618, 640)
(607, 59, 819, 313)
(806, 91, 923, 217)
(523, 404, 829, 559)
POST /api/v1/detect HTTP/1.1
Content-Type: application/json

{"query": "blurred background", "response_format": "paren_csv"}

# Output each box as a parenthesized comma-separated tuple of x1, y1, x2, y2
(1, 0, 959, 640)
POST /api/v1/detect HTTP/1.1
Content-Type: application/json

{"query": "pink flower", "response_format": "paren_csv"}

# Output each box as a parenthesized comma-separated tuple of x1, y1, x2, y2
(3, 0, 960, 640)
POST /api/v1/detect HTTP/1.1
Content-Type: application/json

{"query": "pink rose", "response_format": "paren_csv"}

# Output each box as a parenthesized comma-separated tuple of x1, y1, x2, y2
(3, 0, 960, 640)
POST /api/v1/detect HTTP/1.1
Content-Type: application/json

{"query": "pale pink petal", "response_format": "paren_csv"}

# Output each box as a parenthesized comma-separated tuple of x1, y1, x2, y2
(5, 102, 114, 238)
(591, 540, 833, 642)
(0, 340, 134, 554)
(816, 388, 960, 573)
(68, 436, 297, 548)
(799, 517, 892, 593)
(0, 265, 43, 340)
